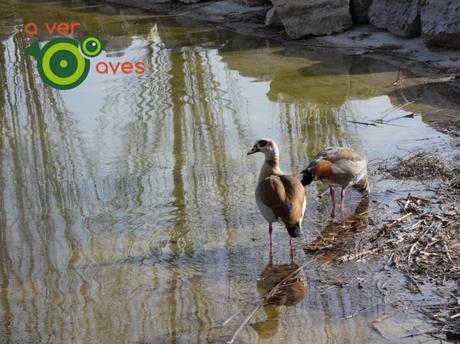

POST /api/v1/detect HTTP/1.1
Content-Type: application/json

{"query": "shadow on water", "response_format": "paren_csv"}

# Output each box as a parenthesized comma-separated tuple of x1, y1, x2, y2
(304, 195, 370, 261)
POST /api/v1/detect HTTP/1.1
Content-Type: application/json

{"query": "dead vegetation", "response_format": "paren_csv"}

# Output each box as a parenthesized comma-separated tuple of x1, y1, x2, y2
(365, 201, 459, 280)
(336, 196, 459, 280)
(341, 152, 460, 281)
(337, 151, 460, 340)
(422, 294, 460, 341)
(228, 151, 459, 343)
(379, 152, 458, 181)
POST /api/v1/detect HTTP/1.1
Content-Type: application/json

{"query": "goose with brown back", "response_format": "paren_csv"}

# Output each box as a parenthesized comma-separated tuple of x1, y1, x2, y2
(247, 139, 306, 250)
(300, 147, 369, 220)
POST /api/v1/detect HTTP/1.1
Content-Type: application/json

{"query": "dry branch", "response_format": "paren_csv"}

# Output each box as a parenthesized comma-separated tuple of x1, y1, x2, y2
(337, 247, 384, 263)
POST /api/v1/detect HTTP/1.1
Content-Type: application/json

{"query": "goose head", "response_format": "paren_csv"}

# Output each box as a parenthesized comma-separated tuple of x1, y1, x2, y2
(247, 138, 279, 159)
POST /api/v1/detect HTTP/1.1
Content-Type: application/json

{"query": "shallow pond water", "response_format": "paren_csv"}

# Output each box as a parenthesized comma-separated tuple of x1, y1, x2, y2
(0, 1, 457, 343)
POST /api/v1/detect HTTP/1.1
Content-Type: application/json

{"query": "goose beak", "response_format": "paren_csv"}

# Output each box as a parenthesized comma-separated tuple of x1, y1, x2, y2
(247, 146, 259, 155)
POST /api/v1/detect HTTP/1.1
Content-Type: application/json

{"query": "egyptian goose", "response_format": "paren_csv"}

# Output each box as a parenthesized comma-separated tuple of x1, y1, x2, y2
(247, 138, 306, 249)
(300, 147, 369, 219)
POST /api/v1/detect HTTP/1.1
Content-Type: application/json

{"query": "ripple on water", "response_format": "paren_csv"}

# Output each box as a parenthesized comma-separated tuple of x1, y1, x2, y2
(0, 1, 456, 343)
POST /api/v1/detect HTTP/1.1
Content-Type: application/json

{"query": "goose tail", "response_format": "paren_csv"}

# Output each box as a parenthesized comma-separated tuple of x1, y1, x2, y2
(300, 169, 314, 186)
(353, 174, 370, 194)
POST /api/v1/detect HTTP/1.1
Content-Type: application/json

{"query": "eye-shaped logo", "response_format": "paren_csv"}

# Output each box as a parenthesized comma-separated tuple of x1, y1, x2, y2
(26, 36, 104, 90)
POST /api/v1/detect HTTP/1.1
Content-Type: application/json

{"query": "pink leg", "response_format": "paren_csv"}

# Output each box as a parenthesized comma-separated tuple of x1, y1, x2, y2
(289, 237, 295, 256)
(340, 188, 346, 222)
(330, 187, 336, 217)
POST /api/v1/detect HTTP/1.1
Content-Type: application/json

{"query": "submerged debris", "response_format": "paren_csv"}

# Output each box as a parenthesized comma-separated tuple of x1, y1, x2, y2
(362, 153, 460, 280)
(423, 294, 460, 341)
(338, 193, 459, 280)
(396, 194, 431, 214)
(383, 209, 459, 280)
(450, 175, 460, 190)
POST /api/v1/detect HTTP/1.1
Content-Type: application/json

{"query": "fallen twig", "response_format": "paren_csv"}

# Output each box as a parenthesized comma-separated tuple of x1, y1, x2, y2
(406, 274, 423, 294)
(403, 193, 412, 212)
(385, 113, 415, 123)
(227, 305, 261, 344)
(222, 310, 242, 326)
(372, 322, 392, 341)
(385, 212, 412, 228)
(337, 247, 384, 263)
(376, 101, 415, 121)
(348, 120, 380, 127)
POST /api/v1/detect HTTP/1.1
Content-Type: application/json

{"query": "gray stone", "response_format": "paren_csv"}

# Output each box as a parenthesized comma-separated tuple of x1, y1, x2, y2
(195, 0, 266, 22)
(270, 0, 353, 39)
(369, 0, 421, 38)
(179, 0, 203, 4)
(104, 0, 170, 7)
(240, 0, 269, 6)
(265, 7, 282, 27)
(98, 5, 118, 15)
(421, 0, 460, 49)
(350, 0, 371, 24)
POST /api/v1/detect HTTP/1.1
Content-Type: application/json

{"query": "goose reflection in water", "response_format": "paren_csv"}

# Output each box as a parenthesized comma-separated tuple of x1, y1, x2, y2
(252, 252, 308, 339)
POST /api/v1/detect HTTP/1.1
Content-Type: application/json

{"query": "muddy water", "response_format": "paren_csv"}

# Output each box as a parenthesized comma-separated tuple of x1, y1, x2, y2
(0, 1, 457, 343)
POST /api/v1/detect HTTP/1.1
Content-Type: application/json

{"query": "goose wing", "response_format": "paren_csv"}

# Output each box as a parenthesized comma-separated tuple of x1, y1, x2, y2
(301, 147, 368, 189)
(259, 175, 305, 227)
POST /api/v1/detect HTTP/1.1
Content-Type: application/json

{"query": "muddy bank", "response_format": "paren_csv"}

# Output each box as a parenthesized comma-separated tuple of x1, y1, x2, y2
(227, 149, 460, 342)
(301, 150, 460, 342)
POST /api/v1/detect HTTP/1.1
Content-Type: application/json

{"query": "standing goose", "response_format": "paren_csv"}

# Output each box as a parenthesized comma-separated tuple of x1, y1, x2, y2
(247, 138, 306, 250)
(300, 147, 369, 220)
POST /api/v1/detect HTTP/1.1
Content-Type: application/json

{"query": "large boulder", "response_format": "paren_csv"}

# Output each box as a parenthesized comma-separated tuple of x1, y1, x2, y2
(369, 0, 421, 38)
(421, 0, 460, 49)
(350, 0, 371, 24)
(265, 7, 283, 27)
(270, 0, 353, 39)
(240, 0, 270, 7)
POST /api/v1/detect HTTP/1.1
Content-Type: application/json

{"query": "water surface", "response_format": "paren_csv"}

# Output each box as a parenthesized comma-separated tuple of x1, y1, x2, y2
(0, 1, 456, 343)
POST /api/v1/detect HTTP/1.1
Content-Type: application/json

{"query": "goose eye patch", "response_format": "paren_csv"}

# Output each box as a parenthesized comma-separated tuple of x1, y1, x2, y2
(258, 140, 268, 147)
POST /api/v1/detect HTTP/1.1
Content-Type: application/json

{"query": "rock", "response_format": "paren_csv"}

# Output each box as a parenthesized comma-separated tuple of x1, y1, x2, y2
(270, 0, 353, 39)
(98, 5, 118, 15)
(119, 8, 151, 15)
(265, 7, 282, 27)
(195, 0, 266, 22)
(104, 0, 171, 8)
(179, 0, 203, 4)
(240, 0, 269, 6)
(421, 0, 460, 49)
(369, 0, 421, 38)
(350, 0, 371, 24)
